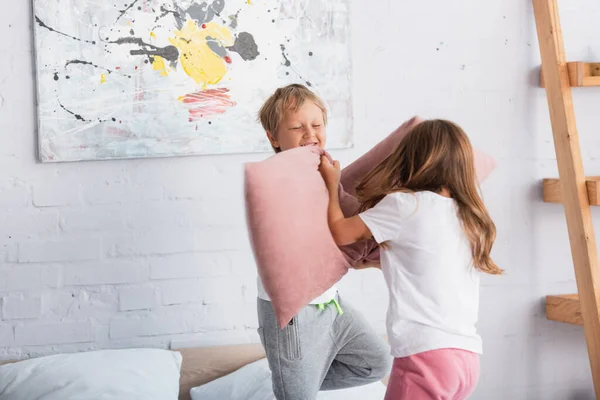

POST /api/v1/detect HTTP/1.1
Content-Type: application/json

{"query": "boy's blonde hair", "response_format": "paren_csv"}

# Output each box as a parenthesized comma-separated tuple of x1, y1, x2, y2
(258, 84, 328, 153)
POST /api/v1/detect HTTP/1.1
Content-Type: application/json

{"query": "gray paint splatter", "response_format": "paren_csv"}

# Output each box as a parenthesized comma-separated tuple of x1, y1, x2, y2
(59, 101, 114, 123)
(111, 37, 179, 63)
(171, 1, 186, 29)
(59, 101, 86, 122)
(116, 0, 140, 23)
(35, 16, 96, 45)
(228, 32, 259, 61)
(278, 44, 312, 87)
(206, 36, 228, 57)
(187, 0, 225, 24)
(130, 46, 179, 63)
(280, 44, 291, 66)
(155, 5, 183, 27)
(229, 10, 241, 28)
(65, 59, 132, 78)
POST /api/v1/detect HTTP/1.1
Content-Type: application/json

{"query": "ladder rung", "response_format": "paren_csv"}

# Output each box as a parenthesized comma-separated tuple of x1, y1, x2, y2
(546, 294, 583, 325)
(540, 62, 600, 87)
(543, 177, 600, 205)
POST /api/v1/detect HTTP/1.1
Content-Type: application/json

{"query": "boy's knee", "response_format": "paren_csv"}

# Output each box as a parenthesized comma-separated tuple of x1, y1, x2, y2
(369, 345, 393, 380)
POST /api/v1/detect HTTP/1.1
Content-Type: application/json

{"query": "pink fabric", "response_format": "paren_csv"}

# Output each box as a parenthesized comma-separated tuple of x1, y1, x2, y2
(244, 146, 350, 328)
(384, 349, 480, 400)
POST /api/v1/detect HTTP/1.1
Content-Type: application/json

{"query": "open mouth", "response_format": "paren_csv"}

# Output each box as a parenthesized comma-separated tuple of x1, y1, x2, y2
(301, 143, 318, 147)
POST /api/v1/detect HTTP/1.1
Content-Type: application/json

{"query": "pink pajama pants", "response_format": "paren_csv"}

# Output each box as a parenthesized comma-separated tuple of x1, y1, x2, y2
(384, 348, 480, 400)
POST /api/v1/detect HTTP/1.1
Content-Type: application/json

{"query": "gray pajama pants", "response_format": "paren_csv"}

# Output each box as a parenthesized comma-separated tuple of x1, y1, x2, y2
(257, 294, 392, 400)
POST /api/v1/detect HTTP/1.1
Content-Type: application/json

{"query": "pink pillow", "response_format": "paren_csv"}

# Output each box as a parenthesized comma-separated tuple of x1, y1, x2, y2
(341, 116, 496, 195)
(245, 146, 351, 328)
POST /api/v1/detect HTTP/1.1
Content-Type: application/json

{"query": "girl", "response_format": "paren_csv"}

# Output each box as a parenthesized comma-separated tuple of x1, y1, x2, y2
(319, 119, 502, 399)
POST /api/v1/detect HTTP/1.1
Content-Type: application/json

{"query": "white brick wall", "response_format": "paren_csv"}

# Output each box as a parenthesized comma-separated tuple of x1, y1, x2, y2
(1, 296, 42, 320)
(160, 280, 204, 305)
(109, 307, 196, 339)
(118, 286, 158, 311)
(0, 186, 29, 209)
(15, 322, 92, 346)
(149, 252, 235, 279)
(62, 260, 148, 286)
(0, 0, 599, 398)
(0, 265, 44, 292)
(18, 237, 101, 263)
(109, 229, 196, 256)
(33, 181, 82, 207)
(61, 206, 127, 232)
(0, 209, 59, 237)
(160, 277, 244, 306)
(83, 182, 163, 205)
(0, 325, 14, 347)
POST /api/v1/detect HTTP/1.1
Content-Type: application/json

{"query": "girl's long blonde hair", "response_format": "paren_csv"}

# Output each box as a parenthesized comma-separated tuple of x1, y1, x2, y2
(356, 119, 503, 275)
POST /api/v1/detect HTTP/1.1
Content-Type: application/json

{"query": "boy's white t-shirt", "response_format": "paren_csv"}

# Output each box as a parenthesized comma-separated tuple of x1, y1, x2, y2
(359, 191, 482, 358)
(257, 278, 338, 305)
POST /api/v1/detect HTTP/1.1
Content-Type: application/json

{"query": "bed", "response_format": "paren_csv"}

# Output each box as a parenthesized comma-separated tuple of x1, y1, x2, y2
(0, 343, 388, 399)
(176, 344, 266, 400)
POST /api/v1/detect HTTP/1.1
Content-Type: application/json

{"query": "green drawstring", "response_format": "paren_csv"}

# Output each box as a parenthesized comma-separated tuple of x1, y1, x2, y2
(315, 297, 344, 315)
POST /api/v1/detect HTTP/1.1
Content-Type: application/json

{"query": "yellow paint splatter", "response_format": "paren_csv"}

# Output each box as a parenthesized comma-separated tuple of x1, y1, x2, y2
(152, 56, 169, 77)
(246, 0, 252, 4)
(150, 31, 156, 40)
(169, 20, 234, 88)
(100, 73, 106, 84)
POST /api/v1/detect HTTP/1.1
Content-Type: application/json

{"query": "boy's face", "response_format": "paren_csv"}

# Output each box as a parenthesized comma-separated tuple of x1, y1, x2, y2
(267, 100, 326, 152)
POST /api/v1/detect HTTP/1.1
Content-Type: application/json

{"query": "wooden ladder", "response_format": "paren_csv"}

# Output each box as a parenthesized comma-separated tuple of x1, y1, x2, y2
(533, 0, 600, 396)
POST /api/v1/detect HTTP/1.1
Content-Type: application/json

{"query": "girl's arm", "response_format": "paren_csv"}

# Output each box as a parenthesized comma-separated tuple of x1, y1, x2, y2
(320, 156, 373, 246)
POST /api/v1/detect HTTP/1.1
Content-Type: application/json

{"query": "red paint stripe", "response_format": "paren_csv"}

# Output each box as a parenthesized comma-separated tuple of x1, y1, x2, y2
(179, 89, 236, 119)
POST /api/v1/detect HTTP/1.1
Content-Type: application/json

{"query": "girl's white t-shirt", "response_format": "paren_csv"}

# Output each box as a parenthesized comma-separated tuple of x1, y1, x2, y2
(359, 191, 482, 358)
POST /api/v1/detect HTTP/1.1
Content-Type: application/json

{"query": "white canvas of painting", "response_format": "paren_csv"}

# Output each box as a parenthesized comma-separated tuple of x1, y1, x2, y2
(33, 0, 353, 162)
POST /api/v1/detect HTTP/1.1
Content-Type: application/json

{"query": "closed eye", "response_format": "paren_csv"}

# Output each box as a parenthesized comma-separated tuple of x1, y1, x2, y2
(290, 126, 302, 130)
(312, 124, 322, 128)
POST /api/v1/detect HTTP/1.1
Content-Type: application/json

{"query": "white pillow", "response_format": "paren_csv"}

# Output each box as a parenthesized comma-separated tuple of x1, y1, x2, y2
(190, 358, 387, 400)
(190, 357, 275, 400)
(0, 348, 182, 400)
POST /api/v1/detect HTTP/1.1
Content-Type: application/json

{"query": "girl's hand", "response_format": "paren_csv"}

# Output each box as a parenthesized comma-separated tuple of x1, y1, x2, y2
(319, 155, 341, 190)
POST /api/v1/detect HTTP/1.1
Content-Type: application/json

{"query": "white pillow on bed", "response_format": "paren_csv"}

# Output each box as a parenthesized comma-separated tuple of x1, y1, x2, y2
(190, 358, 387, 400)
(0, 348, 182, 400)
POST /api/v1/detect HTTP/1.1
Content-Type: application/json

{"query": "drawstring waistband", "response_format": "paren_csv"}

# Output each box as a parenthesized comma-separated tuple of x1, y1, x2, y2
(315, 297, 344, 315)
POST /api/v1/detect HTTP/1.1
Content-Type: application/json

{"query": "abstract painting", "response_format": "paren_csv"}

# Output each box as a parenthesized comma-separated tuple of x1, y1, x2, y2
(32, 0, 353, 162)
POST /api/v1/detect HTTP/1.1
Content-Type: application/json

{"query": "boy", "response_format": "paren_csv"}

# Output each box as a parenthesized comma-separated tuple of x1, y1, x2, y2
(256, 84, 392, 400)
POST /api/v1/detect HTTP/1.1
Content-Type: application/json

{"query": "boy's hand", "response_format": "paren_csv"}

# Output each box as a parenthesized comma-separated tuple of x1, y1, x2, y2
(319, 155, 341, 190)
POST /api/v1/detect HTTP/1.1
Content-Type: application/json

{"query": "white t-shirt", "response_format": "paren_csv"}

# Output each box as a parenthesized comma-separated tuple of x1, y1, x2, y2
(256, 278, 338, 304)
(359, 191, 482, 358)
